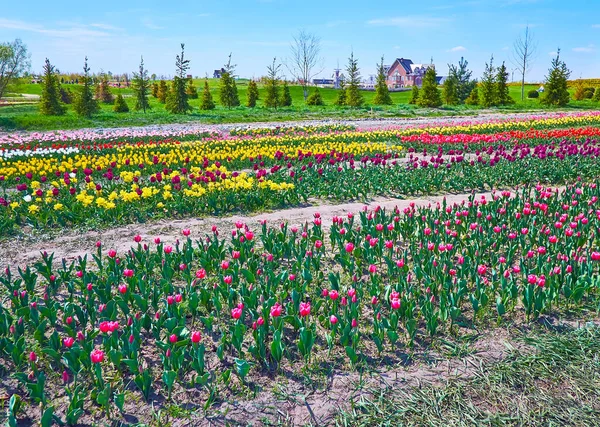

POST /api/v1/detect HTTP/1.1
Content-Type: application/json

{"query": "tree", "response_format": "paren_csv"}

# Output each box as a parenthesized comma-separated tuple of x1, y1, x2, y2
(408, 84, 419, 104)
(59, 87, 73, 104)
(281, 81, 292, 107)
(442, 75, 459, 105)
(151, 82, 159, 98)
(95, 73, 114, 104)
(199, 79, 215, 110)
(572, 79, 586, 101)
(306, 88, 324, 105)
(496, 61, 514, 105)
(448, 57, 476, 103)
(166, 43, 192, 114)
(0, 39, 30, 99)
(264, 57, 281, 109)
(39, 58, 66, 115)
(246, 80, 259, 107)
(345, 51, 363, 107)
(512, 25, 537, 101)
(592, 87, 600, 102)
(286, 29, 322, 101)
(334, 80, 347, 106)
(186, 78, 198, 99)
(540, 49, 570, 107)
(73, 57, 99, 117)
(113, 93, 129, 113)
(417, 67, 442, 108)
(480, 55, 497, 107)
(157, 80, 168, 103)
(464, 87, 479, 105)
(373, 56, 392, 105)
(132, 56, 151, 113)
(219, 53, 240, 109)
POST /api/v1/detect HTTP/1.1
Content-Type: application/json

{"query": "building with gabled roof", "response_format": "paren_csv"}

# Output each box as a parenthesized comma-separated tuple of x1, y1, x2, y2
(386, 58, 435, 88)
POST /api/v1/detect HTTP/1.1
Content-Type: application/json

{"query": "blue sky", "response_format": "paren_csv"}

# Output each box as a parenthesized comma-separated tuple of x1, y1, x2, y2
(1, 0, 598, 81)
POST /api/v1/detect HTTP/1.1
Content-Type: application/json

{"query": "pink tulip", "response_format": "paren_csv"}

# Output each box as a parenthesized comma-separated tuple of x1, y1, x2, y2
(330, 315, 338, 325)
(299, 301, 311, 317)
(90, 349, 104, 364)
(191, 331, 202, 343)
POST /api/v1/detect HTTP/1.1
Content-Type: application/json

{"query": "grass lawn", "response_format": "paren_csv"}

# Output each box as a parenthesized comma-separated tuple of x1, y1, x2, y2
(0, 80, 597, 131)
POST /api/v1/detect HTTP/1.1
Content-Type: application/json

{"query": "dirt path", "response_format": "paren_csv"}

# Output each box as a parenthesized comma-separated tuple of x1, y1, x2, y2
(0, 190, 505, 270)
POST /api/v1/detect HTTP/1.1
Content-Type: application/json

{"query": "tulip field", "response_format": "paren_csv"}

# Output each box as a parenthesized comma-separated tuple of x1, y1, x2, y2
(1, 112, 600, 425)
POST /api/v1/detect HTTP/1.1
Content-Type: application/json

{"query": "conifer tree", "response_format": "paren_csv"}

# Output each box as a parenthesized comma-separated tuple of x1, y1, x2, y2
(572, 79, 586, 101)
(113, 93, 129, 112)
(281, 81, 292, 107)
(95, 73, 114, 104)
(334, 80, 347, 106)
(59, 87, 73, 104)
(219, 53, 240, 109)
(464, 87, 480, 105)
(157, 80, 168, 103)
(73, 57, 99, 117)
(264, 57, 281, 109)
(246, 80, 259, 107)
(448, 57, 476, 103)
(132, 56, 151, 113)
(408, 84, 419, 104)
(442, 75, 459, 105)
(480, 55, 497, 107)
(373, 56, 392, 105)
(496, 61, 514, 105)
(166, 43, 192, 114)
(345, 51, 363, 107)
(151, 82, 159, 98)
(199, 79, 215, 110)
(417, 67, 442, 107)
(592, 87, 600, 102)
(306, 88, 324, 105)
(39, 58, 66, 115)
(186, 78, 198, 99)
(540, 49, 570, 107)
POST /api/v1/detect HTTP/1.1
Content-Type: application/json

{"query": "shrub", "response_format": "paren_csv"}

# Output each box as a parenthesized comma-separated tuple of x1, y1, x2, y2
(528, 90, 539, 99)
(246, 80, 259, 108)
(583, 88, 594, 99)
(113, 93, 129, 113)
(199, 79, 215, 110)
(592, 88, 600, 102)
(408, 85, 419, 105)
(306, 88, 324, 106)
(417, 67, 442, 108)
(464, 87, 479, 105)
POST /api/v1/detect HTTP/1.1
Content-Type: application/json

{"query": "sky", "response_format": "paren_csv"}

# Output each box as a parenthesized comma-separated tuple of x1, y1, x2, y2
(1, 0, 598, 82)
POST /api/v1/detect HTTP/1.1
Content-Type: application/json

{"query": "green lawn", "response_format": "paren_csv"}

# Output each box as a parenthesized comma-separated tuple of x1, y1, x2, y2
(0, 80, 597, 131)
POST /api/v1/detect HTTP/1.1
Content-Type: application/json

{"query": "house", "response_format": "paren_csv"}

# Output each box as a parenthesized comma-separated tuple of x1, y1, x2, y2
(385, 58, 435, 88)
(213, 68, 226, 79)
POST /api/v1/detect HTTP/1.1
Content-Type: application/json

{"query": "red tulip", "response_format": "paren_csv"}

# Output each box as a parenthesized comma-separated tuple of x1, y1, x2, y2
(231, 307, 242, 319)
(169, 334, 177, 344)
(63, 337, 75, 348)
(191, 331, 202, 343)
(29, 351, 37, 362)
(90, 349, 104, 364)
(270, 303, 283, 317)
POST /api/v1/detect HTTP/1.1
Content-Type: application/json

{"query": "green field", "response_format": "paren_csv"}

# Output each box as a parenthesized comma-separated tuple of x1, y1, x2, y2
(0, 79, 597, 131)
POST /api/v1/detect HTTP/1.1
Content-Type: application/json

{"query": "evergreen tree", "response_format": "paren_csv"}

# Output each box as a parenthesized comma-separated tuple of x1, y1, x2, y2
(496, 61, 514, 105)
(464, 87, 480, 105)
(334, 80, 347, 106)
(219, 53, 240, 109)
(264, 57, 281, 109)
(199, 79, 215, 110)
(73, 57, 99, 117)
(186, 78, 198, 99)
(39, 58, 66, 115)
(280, 81, 292, 107)
(157, 80, 168, 103)
(373, 56, 392, 105)
(572, 79, 586, 101)
(113, 93, 129, 113)
(151, 82, 159, 98)
(592, 87, 600, 102)
(345, 51, 363, 107)
(95, 73, 114, 104)
(166, 43, 192, 114)
(306, 88, 324, 106)
(246, 80, 259, 107)
(448, 57, 476, 103)
(132, 56, 151, 113)
(408, 84, 419, 105)
(59, 87, 73, 104)
(442, 75, 459, 105)
(480, 55, 497, 107)
(417, 67, 442, 108)
(540, 49, 570, 107)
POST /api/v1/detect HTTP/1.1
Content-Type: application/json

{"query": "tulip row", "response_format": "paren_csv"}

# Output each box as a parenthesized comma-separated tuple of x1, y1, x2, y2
(1, 183, 600, 423)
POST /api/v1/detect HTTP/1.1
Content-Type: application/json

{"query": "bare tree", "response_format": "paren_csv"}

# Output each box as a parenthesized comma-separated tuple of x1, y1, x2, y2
(0, 39, 30, 99)
(511, 25, 537, 101)
(286, 30, 323, 101)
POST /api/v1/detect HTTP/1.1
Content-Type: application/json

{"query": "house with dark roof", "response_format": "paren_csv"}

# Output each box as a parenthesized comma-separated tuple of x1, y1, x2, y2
(385, 58, 435, 88)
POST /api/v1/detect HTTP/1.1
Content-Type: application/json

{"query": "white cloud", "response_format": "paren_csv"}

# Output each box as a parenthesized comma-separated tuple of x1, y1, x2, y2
(0, 18, 111, 38)
(573, 44, 595, 53)
(447, 46, 466, 52)
(141, 17, 163, 30)
(367, 16, 450, 28)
